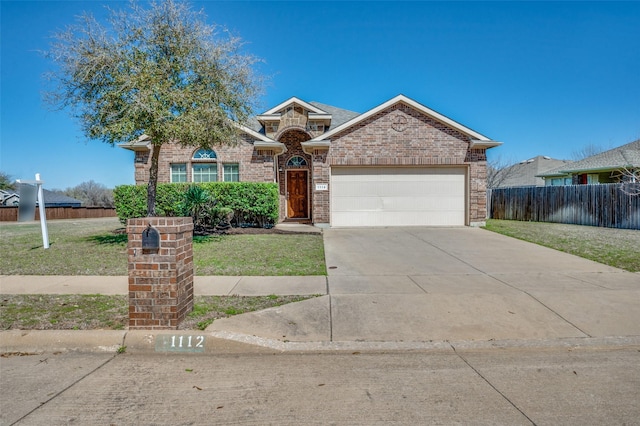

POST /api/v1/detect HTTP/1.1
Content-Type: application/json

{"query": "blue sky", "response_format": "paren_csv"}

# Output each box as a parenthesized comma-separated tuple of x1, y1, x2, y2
(1, 1, 639, 190)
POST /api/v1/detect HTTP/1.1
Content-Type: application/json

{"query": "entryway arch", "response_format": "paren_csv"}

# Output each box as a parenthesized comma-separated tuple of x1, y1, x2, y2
(277, 129, 312, 220)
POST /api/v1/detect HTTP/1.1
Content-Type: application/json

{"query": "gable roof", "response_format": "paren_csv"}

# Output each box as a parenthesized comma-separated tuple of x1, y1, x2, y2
(538, 139, 640, 177)
(310, 94, 501, 148)
(495, 156, 570, 187)
(119, 94, 501, 150)
(560, 139, 640, 173)
(260, 96, 329, 116)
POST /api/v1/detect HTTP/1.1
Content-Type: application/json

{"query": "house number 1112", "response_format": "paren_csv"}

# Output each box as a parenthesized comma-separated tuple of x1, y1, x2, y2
(155, 335, 206, 353)
(171, 335, 204, 348)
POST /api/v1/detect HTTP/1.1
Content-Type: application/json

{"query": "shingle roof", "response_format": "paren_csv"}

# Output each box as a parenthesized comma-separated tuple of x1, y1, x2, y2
(42, 190, 83, 205)
(538, 139, 640, 177)
(2, 189, 83, 206)
(309, 101, 361, 129)
(495, 156, 570, 187)
(562, 139, 640, 172)
(228, 101, 360, 135)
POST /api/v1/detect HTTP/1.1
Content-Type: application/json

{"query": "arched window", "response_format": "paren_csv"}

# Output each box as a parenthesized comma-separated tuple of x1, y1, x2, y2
(192, 149, 217, 182)
(286, 156, 307, 167)
(193, 149, 217, 160)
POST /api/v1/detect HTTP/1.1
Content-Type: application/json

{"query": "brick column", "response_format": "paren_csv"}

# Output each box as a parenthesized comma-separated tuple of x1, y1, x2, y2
(126, 217, 194, 330)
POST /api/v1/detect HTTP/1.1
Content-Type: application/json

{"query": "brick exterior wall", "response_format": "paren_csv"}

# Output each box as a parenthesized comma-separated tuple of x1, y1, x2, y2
(133, 134, 275, 185)
(321, 103, 488, 224)
(127, 217, 194, 330)
(128, 100, 490, 226)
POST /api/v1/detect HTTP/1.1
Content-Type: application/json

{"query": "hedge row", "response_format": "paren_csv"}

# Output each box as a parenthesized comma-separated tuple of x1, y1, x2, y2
(114, 182, 279, 226)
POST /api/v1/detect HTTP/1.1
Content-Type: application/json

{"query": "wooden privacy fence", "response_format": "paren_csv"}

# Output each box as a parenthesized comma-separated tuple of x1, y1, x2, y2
(0, 206, 117, 222)
(488, 184, 640, 230)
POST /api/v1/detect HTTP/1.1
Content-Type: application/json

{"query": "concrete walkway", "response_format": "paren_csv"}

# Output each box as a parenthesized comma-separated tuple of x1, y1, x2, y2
(2, 226, 639, 353)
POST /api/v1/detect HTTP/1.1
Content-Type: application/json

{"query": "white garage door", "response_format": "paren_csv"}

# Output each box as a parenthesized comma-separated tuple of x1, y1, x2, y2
(330, 167, 466, 227)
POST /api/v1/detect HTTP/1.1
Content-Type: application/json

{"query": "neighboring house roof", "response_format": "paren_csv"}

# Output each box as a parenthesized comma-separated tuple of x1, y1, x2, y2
(1, 190, 20, 206)
(538, 139, 640, 177)
(1, 189, 83, 207)
(494, 156, 570, 187)
(41, 190, 83, 207)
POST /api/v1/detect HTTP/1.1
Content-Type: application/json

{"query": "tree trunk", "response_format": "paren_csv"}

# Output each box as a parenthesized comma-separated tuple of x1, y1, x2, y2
(147, 143, 161, 217)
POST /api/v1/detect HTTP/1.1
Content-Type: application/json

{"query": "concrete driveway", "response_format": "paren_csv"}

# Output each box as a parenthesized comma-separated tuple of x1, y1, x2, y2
(209, 227, 640, 345)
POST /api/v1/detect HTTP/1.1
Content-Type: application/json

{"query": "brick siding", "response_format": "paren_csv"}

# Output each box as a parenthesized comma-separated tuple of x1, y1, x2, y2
(127, 217, 194, 330)
(133, 134, 274, 185)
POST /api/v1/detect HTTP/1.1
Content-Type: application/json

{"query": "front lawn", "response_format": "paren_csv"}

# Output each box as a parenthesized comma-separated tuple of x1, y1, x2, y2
(484, 219, 640, 272)
(0, 218, 326, 276)
(0, 294, 318, 330)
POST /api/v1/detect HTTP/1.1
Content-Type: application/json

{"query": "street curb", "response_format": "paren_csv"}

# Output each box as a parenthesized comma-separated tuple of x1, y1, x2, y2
(2, 329, 639, 355)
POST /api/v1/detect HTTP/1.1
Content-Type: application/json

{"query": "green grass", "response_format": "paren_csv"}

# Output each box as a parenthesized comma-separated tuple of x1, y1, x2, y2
(0, 218, 326, 276)
(484, 219, 640, 272)
(0, 219, 128, 275)
(194, 233, 326, 276)
(0, 294, 128, 330)
(0, 294, 319, 330)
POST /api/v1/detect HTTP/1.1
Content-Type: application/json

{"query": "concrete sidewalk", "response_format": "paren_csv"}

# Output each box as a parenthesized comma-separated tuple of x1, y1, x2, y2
(0, 275, 326, 296)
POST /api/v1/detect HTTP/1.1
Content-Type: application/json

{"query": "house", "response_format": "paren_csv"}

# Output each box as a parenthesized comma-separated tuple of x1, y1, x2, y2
(538, 139, 640, 185)
(0, 189, 83, 207)
(0, 190, 20, 206)
(120, 94, 502, 227)
(490, 156, 570, 188)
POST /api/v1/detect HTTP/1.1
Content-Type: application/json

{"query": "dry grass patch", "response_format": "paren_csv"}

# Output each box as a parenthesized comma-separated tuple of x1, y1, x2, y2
(0, 294, 318, 330)
(484, 219, 640, 272)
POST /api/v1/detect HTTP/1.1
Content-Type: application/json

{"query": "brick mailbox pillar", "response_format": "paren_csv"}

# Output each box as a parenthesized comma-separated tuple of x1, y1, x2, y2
(126, 217, 194, 330)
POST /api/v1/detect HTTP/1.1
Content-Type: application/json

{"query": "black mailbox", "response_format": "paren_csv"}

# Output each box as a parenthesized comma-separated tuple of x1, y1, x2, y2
(142, 224, 160, 253)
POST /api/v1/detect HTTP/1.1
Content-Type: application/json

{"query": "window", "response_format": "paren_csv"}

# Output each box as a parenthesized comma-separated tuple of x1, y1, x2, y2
(286, 156, 307, 167)
(223, 164, 239, 182)
(193, 149, 217, 160)
(171, 164, 187, 183)
(191, 149, 218, 182)
(193, 163, 217, 182)
(307, 121, 324, 132)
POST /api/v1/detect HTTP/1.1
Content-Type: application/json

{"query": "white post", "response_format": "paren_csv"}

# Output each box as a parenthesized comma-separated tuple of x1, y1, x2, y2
(35, 174, 49, 249)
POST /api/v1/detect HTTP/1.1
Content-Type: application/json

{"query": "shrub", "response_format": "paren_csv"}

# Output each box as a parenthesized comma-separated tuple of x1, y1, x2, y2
(114, 183, 279, 227)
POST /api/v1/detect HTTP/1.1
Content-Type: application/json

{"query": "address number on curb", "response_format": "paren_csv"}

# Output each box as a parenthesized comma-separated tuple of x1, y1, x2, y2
(155, 335, 205, 353)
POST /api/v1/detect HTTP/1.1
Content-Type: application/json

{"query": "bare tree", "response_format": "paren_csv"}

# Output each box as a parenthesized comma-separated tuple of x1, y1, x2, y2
(63, 180, 114, 207)
(571, 143, 606, 161)
(44, 0, 263, 216)
(486, 155, 519, 189)
(614, 167, 640, 196)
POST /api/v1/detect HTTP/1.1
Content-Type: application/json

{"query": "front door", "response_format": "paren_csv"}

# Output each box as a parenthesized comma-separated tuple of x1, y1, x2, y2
(287, 170, 308, 218)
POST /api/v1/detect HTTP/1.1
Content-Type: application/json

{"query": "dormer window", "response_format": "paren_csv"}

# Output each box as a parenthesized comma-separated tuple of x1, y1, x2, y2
(266, 122, 279, 133)
(283, 105, 304, 116)
(307, 121, 324, 132)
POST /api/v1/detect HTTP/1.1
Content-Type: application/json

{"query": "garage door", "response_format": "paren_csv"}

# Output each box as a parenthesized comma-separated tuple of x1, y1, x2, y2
(330, 167, 466, 227)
